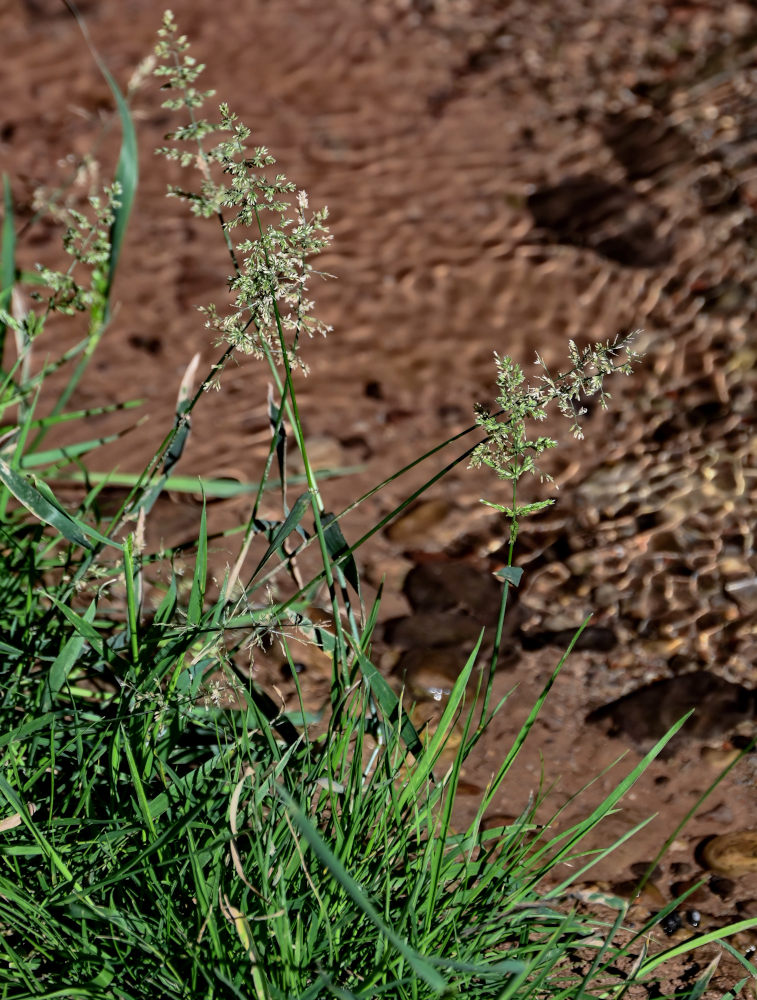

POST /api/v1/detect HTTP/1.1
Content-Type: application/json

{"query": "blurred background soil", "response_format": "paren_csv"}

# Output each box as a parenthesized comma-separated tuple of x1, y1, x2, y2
(3, 0, 757, 988)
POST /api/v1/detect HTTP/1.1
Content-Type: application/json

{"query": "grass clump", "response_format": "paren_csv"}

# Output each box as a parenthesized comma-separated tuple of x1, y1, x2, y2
(0, 10, 754, 998)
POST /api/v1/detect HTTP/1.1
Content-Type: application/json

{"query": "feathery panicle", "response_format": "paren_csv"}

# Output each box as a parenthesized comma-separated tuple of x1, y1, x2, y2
(154, 10, 332, 375)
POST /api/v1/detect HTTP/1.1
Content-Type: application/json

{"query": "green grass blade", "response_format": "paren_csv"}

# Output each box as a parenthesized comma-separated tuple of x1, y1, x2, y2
(55, 466, 355, 498)
(353, 647, 424, 760)
(681, 953, 721, 1000)
(0, 639, 25, 655)
(187, 496, 208, 626)
(322, 511, 360, 595)
(637, 917, 757, 979)
(123, 533, 141, 666)
(715, 978, 750, 1000)
(45, 600, 97, 705)
(399, 633, 483, 808)
(44, 595, 127, 674)
(251, 491, 311, 578)
(22, 398, 143, 432)
(0, 458, 92, 550)
(0, 174, 15, 366)
(277, 786, 449, 994)
(20, 419, 145, 470)
(122, 732, 157, 838)
(479, 624, 588, 816)
(540, 713, 693, 896)
(67, 5, 137, 302)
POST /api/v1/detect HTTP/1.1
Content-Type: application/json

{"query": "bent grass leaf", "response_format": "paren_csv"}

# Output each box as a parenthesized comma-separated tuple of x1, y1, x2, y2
(0, 458, 92, 550)
(322, 511, 360, 595)
(251, 491, 310, 578)
(353, 648, 424, 760)
(45, 600, 97, 705)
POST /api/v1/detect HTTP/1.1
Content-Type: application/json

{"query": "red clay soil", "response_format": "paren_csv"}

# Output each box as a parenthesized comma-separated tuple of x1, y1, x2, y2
(3, 0, 757, 993)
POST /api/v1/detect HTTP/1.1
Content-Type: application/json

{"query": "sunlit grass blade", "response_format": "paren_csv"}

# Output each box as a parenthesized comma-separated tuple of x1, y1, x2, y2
(636, 917, 757, 980)
(55, 465, 357, 499)
(20, 418, 145, 470)
(478, 623, 589, 817)
(539, 713, 693, 897)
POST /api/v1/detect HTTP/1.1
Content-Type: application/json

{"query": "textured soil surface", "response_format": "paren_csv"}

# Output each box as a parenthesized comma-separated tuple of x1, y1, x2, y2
(4, 0, 757, 992)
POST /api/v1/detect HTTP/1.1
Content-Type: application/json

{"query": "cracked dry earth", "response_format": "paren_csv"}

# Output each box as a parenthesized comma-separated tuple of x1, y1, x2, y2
(4, 0, 757, 992)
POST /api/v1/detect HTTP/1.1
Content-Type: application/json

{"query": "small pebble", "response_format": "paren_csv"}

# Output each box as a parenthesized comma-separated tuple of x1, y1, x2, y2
(686, 909, 701, 928)
(700, 746, 742, 769)
(702, 831, 757, 876)
(660, 912, 683, 936)
(396, 646, 475, 702)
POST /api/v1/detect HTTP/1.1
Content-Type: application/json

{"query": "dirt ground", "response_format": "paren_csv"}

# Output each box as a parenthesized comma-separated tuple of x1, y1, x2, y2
(3, 0, 757, 993)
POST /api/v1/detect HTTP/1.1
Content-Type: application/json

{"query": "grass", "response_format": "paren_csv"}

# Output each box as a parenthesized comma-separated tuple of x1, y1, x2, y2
(0, 9, 754, 998)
